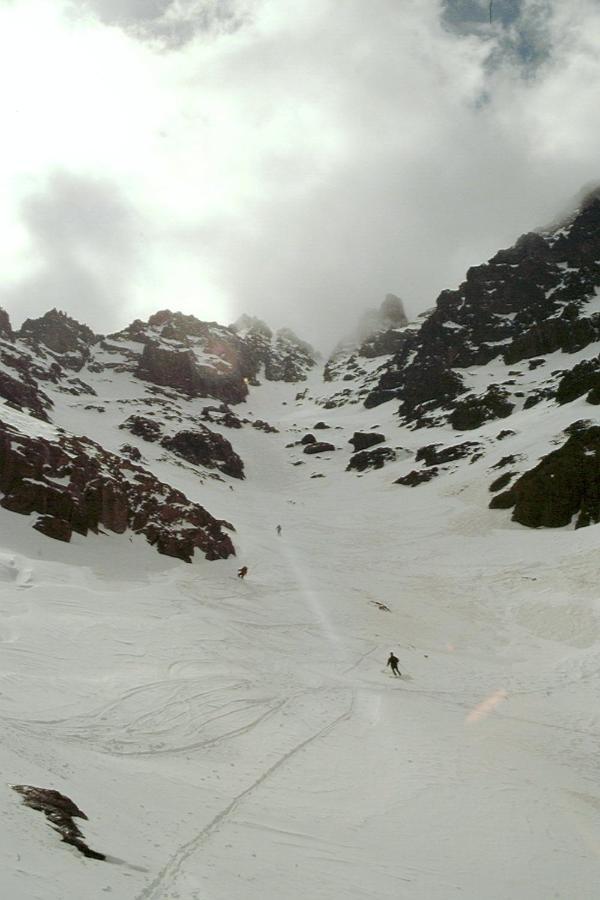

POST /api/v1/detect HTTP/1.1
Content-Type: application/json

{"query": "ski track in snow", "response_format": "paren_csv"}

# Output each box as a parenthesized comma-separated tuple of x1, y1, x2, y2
(2, 370, 600, 898)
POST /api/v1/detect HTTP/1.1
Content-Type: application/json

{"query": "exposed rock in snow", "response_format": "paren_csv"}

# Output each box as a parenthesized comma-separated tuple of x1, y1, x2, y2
(490, 422, 600, 528)
(0, 412, 234, 561)
(348, 432, 386, 452)
(161, 428, 245, 479)
(12, 785, 105, 861)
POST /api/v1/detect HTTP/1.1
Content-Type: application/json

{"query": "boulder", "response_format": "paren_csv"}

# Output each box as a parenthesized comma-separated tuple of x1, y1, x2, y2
(303, 441, 335, 455)
(161, 427, 245, 479)
(347, 447, 396, 471)
(0, 417, 235, 561)
(349, 432, 386, 452)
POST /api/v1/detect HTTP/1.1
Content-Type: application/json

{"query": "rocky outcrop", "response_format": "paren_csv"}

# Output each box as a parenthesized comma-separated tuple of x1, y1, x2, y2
(0, 307, 13, 340)
(489, 422, 600, 528)
(395, 468, 439, 486)
(347, 447, 396, 471)
(349, 432, 386, 452)
(231, 316, 318, 383)
(18, 309, 97, 371)
(136, 340, 248, 404)
(449, 387, 514, 431)
(364, 194, 600, 424)
(556, 356, 600, 405)
(0, 414, 235, 561)
(161, 428, 244, 479)
(120, 415, 162, 442)
(11, 785, 105, 861)
(0, 371, 52, 421)
(416, 441, 483, 466)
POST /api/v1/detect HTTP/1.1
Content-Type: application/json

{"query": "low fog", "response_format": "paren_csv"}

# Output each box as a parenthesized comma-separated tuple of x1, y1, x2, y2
(0, 0, 599, 351)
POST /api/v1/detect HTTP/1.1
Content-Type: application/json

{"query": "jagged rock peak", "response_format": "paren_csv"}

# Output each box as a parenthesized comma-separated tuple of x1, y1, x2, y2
(231, 314, 273, 339)
(0, 307, 13, 341)
(356, 294, 408, 343)
(18, 309, 97, 355)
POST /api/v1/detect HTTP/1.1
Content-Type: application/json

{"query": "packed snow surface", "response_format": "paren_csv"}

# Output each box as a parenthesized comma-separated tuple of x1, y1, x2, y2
(1, 372, 600, 899)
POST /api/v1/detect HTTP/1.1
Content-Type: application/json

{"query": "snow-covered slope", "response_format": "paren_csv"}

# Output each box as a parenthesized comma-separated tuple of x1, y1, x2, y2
(3, 196, 600, 897)
(2, 361, 600, 899)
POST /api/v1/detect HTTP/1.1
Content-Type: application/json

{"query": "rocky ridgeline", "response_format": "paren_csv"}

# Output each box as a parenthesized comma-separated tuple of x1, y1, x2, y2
(0, 412, 235, 562)
(362, 194, 600, 426)
(99, 310, 318, 404)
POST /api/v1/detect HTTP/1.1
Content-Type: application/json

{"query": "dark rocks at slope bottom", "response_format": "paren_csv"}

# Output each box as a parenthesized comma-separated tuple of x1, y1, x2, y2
(0, 418, 235, 562)
(33, 515, 72, 542)
(161, 428, 244, 479)
(416, 441, 482, 467)
(313, 421, 330, 429)
(394, 467, 439, 486)
(303, 441, 336, 455)
(556, 356, 600, 405)
(490, 423, 600, 528)
(11, 785, 105, 861)
(300, 433, 316, 445)
(449, 387, 514, 431)
(346, 447, 396, 472)
(348, 432, 386, 452)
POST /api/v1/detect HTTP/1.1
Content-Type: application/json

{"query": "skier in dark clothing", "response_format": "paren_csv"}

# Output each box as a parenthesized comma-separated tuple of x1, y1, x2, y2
(387, 652, 401, 677)
(237, 566, 248, 579)
(276, 524, 282, 536)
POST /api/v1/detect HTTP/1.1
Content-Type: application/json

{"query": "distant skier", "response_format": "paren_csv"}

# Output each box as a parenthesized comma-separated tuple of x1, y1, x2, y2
(276, 524, 282, 536)
(386, 652, 401, 677)
(237, 566, 248, 579)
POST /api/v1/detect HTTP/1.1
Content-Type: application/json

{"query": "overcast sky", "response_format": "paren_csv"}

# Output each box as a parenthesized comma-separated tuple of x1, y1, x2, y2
(0, 0, 599, 350)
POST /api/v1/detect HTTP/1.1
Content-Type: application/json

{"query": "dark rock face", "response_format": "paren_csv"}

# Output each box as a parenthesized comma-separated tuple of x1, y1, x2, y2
(364, 196, 600, 424)
(120, 415, 162, 442)
(0, 416, 235, 561)
(347, 447, 396, 471)
(556, 356, 600, 405)
(490, 424, 600, 527)
(137, 341, 248, 405)
(18, 309, 97, 371)
(416, 441, 482, 467)
(303, 441, 335, 454)
(449, 387, 514, 431)
(12, 785, 105, 861)
(161, 428, 244, 479)
(349, 432, 386, 452)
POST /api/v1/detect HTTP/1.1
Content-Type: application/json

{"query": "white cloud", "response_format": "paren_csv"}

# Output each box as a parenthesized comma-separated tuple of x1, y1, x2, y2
(0, 0, 599, 348)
